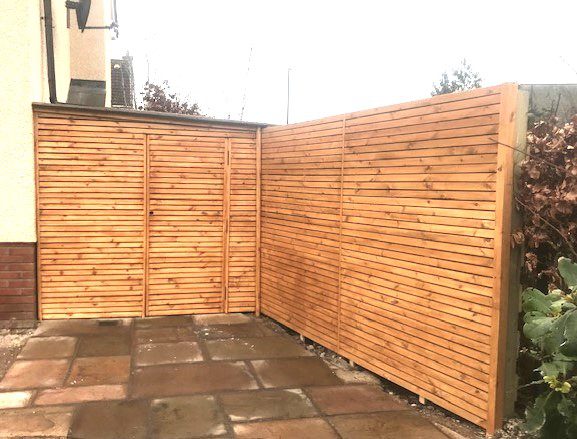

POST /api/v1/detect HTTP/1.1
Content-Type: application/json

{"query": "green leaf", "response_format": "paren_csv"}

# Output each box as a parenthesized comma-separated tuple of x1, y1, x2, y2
(560, 311, 577, 356)
(539, 362, 563, 377)
(524, 315, 554, 340)
(522, 288, 553, 314)
(550, 294, 567, 314)
(557, 396, 575, 418)
(543, 314, 570, 355)
(564, 310, 577, 341)
(560, 340, 577, 357)
(559, 257, 577, 290)
(542, 353, 577, 377)
(524, 393, 549, 432)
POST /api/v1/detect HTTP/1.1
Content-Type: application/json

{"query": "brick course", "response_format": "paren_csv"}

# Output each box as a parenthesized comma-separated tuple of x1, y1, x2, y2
(0, 243, 37, 320)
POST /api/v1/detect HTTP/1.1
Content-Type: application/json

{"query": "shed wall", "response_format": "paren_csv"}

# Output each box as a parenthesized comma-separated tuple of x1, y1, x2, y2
(34, 107, 258, 318)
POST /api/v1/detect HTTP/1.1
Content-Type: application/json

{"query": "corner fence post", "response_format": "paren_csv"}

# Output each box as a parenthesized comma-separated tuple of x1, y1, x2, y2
(487, 83, 520, 435)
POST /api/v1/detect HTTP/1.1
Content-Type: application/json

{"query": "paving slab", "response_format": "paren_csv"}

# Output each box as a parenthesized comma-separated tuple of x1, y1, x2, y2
(135, 315, 195, 329)
(150, 395, 227, 438)
(330, 411, 449, 439)
(135, 341, 203, 366)
(197, 322, 276, 339)
(135, 326, 197, 344)
(0, 390, 33, 409)
(233, 417, 338, 438)
(0, 406, 73, 438)
(76, 333, 131, 357)
(34, 384, 126, 406)
(195, 313, 252, 326)
(306, 384, 410, 415)
(221, 388, 317, 421)
(206, 336, 312, 360)
(252, 357, 342, 388)
(132, 361, 258, 398)
(17, 336, 77, 359)
(34, 319, 130, 337)
(66, 355, 130, 386)
(0, 359, 69, 390)
(69, 400, 149, 439)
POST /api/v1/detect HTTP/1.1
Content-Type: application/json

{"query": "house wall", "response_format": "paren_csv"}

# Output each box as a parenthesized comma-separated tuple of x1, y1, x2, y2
(69, 0, 111, 106)
(0, 0, 111, 320)
(0, 0, 45, 245)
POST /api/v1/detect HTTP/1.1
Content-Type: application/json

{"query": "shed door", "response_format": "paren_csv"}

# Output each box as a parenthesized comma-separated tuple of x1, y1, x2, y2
(36, 118, 146, 319)
(145, 134, 227, 315)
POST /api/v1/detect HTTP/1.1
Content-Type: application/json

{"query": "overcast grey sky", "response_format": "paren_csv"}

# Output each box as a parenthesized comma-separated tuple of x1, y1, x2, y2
(111, 0, 577, 124)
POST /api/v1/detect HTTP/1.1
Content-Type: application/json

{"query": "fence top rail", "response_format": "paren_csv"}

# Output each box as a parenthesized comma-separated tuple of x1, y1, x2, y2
(263, 83, 514, 135)
(32, 102, 270, 130)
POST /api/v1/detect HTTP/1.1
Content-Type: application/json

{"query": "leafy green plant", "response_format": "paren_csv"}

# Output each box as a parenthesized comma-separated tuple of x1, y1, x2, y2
(522, 257, 577, 438)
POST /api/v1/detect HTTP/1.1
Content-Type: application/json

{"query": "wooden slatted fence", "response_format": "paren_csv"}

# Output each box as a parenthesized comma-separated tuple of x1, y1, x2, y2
(259, 84, 522, 433)
(33, 84, 522, 433)
(34, 105, 261, 319)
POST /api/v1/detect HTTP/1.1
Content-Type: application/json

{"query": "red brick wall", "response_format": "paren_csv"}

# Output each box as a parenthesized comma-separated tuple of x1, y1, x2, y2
(0, 243, 37, 320)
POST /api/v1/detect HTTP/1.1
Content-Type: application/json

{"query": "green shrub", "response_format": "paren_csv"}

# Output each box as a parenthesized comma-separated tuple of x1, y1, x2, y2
(522, 257, 577, 438)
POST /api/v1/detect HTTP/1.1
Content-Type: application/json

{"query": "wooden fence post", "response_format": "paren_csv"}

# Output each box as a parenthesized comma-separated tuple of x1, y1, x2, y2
(255, 128, 262, 316)
(222, 138, 232, 313)
(487, 83, 520, 434)
(143, 134, 150, 318)
(337, 115, 346, 352)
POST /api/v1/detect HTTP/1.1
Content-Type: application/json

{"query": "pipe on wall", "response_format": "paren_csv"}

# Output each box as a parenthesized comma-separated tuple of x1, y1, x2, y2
(42, 0, 57, 103)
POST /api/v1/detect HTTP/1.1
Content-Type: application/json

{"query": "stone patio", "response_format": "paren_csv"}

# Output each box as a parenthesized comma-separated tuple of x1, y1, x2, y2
(0, 314, 449, 438)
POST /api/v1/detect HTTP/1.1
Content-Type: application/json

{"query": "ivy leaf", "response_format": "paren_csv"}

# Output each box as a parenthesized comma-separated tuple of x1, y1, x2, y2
(559, 257, 577, 291)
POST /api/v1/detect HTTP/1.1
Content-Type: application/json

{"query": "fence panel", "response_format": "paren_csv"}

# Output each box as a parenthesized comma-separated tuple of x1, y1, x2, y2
(260, 84, 520, 431)
(260, 115, 345, 350)
(34, 85, 520, 432)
